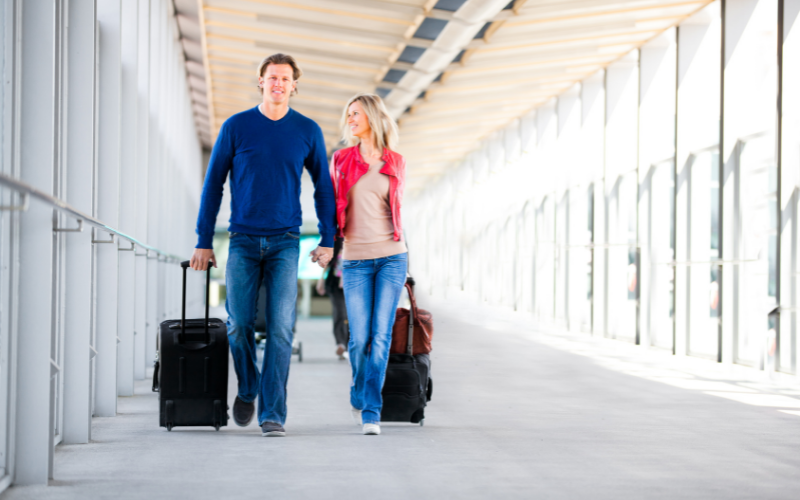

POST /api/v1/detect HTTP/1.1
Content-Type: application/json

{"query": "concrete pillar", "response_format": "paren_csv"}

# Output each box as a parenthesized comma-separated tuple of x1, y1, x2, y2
(781, 0, 800, 374)
(14, 0, 57, 486)
(62, 0, 96, 445)
(94, 0, 122, 417)
(117, 0, 139, 397)
(145, 0, 162, 368)
(675, 2, 721, 357)
(134, 0, 150, 381)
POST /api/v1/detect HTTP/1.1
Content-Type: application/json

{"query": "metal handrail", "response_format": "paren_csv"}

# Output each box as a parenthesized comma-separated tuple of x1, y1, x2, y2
(0, 173, 184, 263)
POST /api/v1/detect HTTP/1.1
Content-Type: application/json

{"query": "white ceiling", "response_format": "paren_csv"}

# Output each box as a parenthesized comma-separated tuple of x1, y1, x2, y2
(175, 0, 714, 193)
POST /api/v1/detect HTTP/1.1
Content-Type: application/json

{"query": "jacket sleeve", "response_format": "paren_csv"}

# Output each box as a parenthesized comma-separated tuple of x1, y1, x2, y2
(195, 121, 233, 249)
(304, 124, 337, 247)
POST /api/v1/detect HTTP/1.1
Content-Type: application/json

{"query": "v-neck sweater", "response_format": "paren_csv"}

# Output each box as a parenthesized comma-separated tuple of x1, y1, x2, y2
(195, 106, 336, 249)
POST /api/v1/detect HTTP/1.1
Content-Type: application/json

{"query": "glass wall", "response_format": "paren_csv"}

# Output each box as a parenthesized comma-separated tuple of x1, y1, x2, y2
(407, 0, 799, 376)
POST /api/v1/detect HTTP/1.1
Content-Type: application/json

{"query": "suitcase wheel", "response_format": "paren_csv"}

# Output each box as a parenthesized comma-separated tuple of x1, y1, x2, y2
(419, 419, 424, 427)
(214, 424, 220, 431)
(165, 400, 174, 431)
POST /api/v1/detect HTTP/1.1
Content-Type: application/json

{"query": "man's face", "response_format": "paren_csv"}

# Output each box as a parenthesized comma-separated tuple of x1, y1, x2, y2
(259, 64, 296, 105)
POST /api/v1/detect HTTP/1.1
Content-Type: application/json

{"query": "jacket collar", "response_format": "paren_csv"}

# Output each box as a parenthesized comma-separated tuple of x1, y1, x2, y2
(348, 145, 397, 176)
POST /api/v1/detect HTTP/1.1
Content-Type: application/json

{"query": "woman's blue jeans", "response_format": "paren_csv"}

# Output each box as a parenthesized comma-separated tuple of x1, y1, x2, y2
(342, 253, 408, 425)
(225, 232, 299, 426)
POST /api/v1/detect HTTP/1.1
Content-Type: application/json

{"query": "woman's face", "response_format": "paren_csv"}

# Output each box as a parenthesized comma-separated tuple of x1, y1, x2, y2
(347, 101, 371, 140)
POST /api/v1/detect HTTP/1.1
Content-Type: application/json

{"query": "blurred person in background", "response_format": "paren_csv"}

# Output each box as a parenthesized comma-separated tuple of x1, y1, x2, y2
(330, 93, 407, 436)
(316, 238, 349, 360)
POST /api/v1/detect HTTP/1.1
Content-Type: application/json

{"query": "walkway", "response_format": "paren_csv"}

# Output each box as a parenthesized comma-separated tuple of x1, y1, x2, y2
(3, 297, 800, 499)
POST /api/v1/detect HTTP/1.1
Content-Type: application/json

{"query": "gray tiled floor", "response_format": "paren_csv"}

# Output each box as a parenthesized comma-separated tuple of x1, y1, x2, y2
(3, 297, 800, 499)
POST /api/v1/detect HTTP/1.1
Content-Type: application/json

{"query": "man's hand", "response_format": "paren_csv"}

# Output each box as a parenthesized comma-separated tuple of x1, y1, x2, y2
(309, 246, 333, 269)
(190, 248, 217, 271)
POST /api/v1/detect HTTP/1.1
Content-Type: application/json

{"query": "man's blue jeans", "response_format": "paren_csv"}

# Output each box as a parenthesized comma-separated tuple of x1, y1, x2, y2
(225, 232, 299, 426)
(342, 253, 408, 425)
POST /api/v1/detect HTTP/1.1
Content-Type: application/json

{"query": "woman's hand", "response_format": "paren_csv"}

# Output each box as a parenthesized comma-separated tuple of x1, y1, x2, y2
(316, 278, 326, 296)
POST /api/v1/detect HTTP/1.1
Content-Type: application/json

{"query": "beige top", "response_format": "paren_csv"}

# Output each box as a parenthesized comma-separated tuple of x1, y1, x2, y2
(343, 161, 407, 260)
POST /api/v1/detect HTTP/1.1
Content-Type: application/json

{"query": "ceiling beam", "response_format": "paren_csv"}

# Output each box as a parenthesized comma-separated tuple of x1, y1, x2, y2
(204, 5, 410, 41)
(205, 20, 396, 54)
(206, 34, 388, 66)
(506, 0, 710, 28)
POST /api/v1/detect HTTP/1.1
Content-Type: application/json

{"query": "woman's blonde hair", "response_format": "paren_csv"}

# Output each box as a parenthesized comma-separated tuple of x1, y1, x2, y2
(341, 93, 399, 151)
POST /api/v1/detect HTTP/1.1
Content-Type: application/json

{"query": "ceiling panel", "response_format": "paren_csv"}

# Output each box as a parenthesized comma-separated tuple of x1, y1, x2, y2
(189, 0, 713, 192)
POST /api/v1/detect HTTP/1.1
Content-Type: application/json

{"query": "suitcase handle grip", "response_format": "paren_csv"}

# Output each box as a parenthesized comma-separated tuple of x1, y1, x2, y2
(404, 282, 420, 355)
(179, 260, 213, 344)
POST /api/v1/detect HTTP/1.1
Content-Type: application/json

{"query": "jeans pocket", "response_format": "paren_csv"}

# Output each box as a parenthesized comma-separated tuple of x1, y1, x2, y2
(229, 232, 238, 238)
(386, 252, 408, 261)
(285, 232, 300, 240)
(343, 259, 362, 268)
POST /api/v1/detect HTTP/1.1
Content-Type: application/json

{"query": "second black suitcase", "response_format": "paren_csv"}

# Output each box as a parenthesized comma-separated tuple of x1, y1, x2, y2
(381, 278, 432, 425)
(153, 261, 229, 431)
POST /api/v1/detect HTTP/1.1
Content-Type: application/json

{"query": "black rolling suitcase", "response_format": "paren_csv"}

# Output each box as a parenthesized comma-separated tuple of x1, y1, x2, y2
(381, 277, 433, 426)
(152, 261, 229, 431)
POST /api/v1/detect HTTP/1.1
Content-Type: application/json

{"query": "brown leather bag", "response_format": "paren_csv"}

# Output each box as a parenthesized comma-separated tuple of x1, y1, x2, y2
(391, 282, 433, 355)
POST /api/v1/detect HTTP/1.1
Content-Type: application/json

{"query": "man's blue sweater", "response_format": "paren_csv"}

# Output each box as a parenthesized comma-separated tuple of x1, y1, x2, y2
(195, 106, 336, 249)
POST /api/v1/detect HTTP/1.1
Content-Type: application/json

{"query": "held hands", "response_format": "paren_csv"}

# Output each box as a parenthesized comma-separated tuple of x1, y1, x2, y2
(310, 246, 333, 269)
(190, 248, 217, 271)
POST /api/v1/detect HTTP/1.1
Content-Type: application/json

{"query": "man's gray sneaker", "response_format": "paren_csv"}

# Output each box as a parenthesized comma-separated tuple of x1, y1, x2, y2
(261, 421, 286, 437)
(232, 396, 255, 427)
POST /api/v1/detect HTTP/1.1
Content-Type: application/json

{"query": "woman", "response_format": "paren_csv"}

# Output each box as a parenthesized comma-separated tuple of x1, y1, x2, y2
(330, 93, 407, 436)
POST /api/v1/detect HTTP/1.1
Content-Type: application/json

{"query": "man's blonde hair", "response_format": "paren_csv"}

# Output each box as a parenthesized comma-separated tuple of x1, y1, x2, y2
(340, 93, 399, 151)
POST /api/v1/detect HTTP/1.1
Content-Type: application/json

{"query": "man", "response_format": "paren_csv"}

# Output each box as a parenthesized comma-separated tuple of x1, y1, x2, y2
(190, 53, 335, 437)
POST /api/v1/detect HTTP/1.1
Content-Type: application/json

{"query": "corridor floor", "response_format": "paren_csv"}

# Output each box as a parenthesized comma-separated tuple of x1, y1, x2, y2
(3, 295, 800, 500)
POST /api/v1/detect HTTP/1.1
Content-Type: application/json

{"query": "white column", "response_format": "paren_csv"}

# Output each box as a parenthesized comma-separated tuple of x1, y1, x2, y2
(145, 0, 162, 368)
(14, 0, 57, 485)
(781, 0, 800, 375)
(534, 102, 556, 323)
(134, 0, 150, 381)
(604, 51, 639, 343)
(638, 29, 677, 351)
(580, 72, 605, 336)
(116, 0, 138, 397)
(62, 0, 96, 445)
(556, 85, 581, 330)
(94, 0, 122, 417)
(675, 2, 721, 357)
(723, 0, 779, 368)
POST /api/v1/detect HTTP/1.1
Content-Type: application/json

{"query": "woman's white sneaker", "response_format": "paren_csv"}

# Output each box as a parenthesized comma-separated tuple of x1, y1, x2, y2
(351, 407, 362, 426)
(362, 423, 380, 435)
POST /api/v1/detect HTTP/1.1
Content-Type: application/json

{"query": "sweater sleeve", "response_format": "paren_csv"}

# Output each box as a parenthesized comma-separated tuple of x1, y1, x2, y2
(304, 123, 337, 247)
(195, 121, 233, 249)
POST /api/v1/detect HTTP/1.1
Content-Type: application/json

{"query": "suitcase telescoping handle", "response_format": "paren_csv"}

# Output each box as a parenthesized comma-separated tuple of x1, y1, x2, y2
(405, 276, 416, 355)
(179, 260, 213, 344)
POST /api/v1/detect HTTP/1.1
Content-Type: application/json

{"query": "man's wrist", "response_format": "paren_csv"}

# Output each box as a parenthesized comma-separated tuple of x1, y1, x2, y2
(318, 233, 335, 248)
